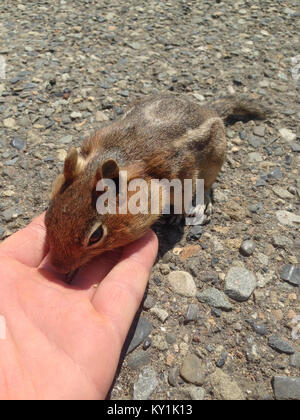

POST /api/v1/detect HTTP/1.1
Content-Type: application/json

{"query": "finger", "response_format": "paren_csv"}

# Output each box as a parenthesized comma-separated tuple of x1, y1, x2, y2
(92, 230, 158, 345)
(71, 249, 123, 292)
(0, 213, 48, 267)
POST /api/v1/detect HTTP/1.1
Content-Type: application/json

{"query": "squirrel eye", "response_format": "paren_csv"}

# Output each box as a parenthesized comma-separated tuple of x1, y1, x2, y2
(88, 225, 104, 246)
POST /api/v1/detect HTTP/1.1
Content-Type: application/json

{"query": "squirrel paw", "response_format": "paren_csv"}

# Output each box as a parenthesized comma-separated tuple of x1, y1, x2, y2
(185, 191, 213, 226)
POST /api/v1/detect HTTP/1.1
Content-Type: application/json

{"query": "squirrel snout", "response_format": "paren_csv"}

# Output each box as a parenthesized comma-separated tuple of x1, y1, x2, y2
(49, 254, 77, 275)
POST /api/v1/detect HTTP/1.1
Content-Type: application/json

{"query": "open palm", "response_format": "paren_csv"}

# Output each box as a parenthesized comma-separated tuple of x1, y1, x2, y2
(0, 214, 158, 400)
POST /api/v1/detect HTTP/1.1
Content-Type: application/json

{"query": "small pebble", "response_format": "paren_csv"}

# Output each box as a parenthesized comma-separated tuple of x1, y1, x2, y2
(247, 319, 268, 336)
(168, 271, 197, 297)
(185, 304, 198, 322)
(240, 240, 256, 256)
(253, 125, 265, 137)
(186, 225, 203, 241)
(143, 295, 156, 310)
(280, 265, 300, 287)
(10, 137, 25, 150)
(185, 386, 205, 400)
(127, 350, 150, 370)
(273, 376, 300, 400)
(268, 335, 295, 355)
(180, 353, 205, 385)
(210, 369, 245, 400)
(268, 167, 282, 180)
(216, 351, 228, 368)
(225, 267, 256, 302)
(133, 367, 158, 400)
(143, 338, 152, 350)
(126, 317, 152, 354)
(197, 288, 233, 311)
(276, 210, 300, 227)
(279, 128, 296, 142)
(168, 367, 179, 387)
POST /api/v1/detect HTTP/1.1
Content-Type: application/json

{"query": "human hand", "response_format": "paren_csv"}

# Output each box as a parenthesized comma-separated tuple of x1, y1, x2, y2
(0, 214, 158, 400)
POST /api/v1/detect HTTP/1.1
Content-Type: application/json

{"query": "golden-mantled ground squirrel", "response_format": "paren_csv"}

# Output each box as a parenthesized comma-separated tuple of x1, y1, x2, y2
(45, 93, 270, 273)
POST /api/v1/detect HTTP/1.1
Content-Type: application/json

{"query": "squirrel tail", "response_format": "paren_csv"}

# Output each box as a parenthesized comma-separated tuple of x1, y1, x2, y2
(208, 95, 272, 123)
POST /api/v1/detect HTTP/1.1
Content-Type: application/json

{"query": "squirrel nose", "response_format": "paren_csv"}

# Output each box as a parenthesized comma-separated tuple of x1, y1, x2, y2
(49, 255, 75, 274)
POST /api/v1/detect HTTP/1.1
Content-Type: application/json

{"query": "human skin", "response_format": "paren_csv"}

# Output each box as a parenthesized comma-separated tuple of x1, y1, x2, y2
(0, 214, 158, 400)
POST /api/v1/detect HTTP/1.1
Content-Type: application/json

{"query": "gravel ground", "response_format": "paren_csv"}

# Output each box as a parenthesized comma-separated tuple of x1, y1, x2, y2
(0, 0, 299, 400)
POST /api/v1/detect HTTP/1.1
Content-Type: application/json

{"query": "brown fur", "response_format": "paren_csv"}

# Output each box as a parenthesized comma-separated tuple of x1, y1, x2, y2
(45, 93, 270, 273)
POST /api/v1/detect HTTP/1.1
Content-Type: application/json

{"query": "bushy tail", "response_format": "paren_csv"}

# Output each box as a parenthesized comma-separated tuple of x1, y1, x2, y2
(208, 95, 272, 123)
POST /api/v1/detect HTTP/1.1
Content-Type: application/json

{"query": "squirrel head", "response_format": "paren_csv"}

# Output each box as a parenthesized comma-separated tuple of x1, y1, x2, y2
(45, 147, 153, 273)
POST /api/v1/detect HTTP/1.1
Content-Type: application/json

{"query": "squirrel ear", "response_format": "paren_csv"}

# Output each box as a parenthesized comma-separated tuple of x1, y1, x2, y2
(64, 147, 85, 181)
(64, 147, 79, 181)
(96, 159, 120, 181)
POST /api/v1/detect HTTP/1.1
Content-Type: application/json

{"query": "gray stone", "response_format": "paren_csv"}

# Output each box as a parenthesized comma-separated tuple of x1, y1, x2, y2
(248, 152, 263, 162)
(272, 186, 294, 200)
(60, 135, 73, 144)
(280, 265, 300, 286)
(248, 203, 263, 213)
(268, 335, 295, 355)
(273, 376, 300, 400)
(279, 128, 296, 142)
(186, 225, 203, 241)
(272, 235, 293, 249)
(126, 317, 152, 354)
(216, 352, 228, 368)
(256, 175, 267, 187)
(133, 367, 158, 400)
(0, 226, 4, 239)
(290, 352, 300, 369)
(180, 353, 205, 385)
(291, 142, 300, 152)
(210, 369, 245, 400)
(197, 288, 233, 311)
(143, 295, 156, 310)
(240, 240, 256, 256)
(276, 210, 300, 227)
(152, 334, 168, 351)
(10, 137, 25, 150)
(185, 386, 205, 400)
(70, 111, 82, 119)
(2, 208, 22, 222)
(268, 167, 282, 180)
(225, 267, 256, 302)
(248, 135, 264, 148)
(143, 338, 151, 350)
(185, 304, 198, 322)
(247, 319, 268, 336)
(118, 89, 129, 97)
(168, 271, 197, 297)
(168, 367, 179, 387)
(213, 189, 229, 204)
(253, 125, 265, 137)
(165, 333, 176, 345)
(95, 110, 108, 122)
(127, 350, 150, 370)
